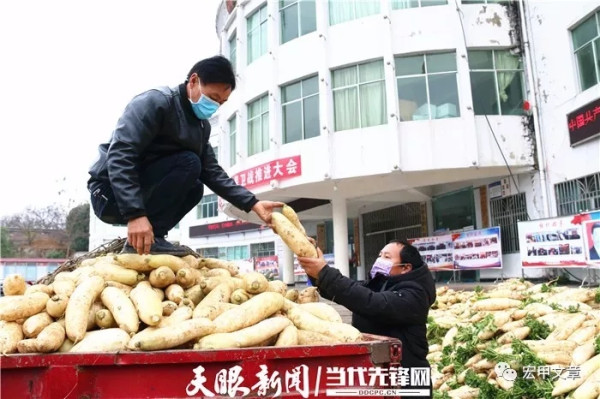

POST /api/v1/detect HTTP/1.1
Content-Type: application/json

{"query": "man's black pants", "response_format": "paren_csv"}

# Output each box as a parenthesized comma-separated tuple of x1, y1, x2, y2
(90, 151, 204, 237)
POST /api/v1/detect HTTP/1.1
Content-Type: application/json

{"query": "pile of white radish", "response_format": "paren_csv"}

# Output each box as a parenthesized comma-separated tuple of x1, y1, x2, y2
(0, 254, 360, 355)
(428, 279, 600, 399)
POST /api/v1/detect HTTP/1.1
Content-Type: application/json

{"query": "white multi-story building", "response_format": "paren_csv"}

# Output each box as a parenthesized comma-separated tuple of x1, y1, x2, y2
(91, 0, 600, 283)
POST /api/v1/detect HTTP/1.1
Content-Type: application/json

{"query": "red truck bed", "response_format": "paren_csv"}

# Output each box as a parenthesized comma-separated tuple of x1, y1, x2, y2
(1, 334, 402, 399)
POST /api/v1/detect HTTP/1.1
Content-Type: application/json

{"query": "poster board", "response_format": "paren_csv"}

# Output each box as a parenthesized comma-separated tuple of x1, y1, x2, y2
(409, 234, 457, 271)
(518, 211, 600, 268)
(453, 227, 503, 270)
(409, 227, 503, 270)
(254, 255, 279, 277)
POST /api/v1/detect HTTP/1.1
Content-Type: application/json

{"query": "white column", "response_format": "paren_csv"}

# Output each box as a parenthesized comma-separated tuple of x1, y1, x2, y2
(315, 0, 334, 180)
(281, 244, 295, 286)
(453, 2, 479, 167)
(381, 0, 402, 171)
(332, 195, 350, 277)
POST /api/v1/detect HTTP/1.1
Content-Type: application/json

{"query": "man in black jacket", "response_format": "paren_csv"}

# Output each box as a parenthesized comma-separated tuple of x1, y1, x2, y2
(88, 56, 282, 255)
(298, 240, 435, 397)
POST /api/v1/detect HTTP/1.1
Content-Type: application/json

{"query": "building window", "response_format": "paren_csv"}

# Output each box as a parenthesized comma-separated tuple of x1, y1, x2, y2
(555, 172, 600, 216)
(229, 34, 237, 73)
(490, 193, 528, 254)
(197, 194, 218, 219)
(15, 265, 27, 278)
(392, 0, 447, 9)
(26, 265, 37, 282)
(251, 242, 276, 257)
(5, 264, 16, 275)
(395, 52, 460, 121)
(332, 60, 386, 131)
(219, 245, 249, 260)
(247, 95, 270, 156)
(229, 116, 237, 166)
(468, 50, 524, 116)
(247, 4, 268, 64)
(282, 75, 320, 143)
(329, 0, 380, 25)
(432, 187, 475, 231)
(461, 0, 508, 4)
(572, 12, 600, 91)
(212, 145, 219, 163)
(198, 247, 219, 258)
(280, 0, 316, 44)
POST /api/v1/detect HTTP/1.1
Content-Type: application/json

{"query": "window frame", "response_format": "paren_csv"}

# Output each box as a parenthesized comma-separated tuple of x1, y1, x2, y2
(197, 194, 219, 219)
(247, 94, 270, 156)
(332, 60, 387, 131)
(250, 241, 276, 257)
(391, 0, 447, 9)
(247, 4, 268, 65)
(395, 51, 460, 121)
(25, 265, 37, 282)
(468, 49, 525, 116)
(198, 247, 219, 258)
(490, 192, 528, 254)
(461, 0, 509, 4)
(571, 11, 600, 91)
(229, 33, 237, 73)
(328, 0, 380, 26)
(281, 75, 320, 143)
(279, 0, 317, 44)
(229, 115, 237, 166)
(555, 172, 600, 216)
(218, 245, 249, 260)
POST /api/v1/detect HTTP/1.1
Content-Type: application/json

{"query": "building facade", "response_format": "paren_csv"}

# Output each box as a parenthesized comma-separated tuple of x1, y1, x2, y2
(90, 0, 600, 283)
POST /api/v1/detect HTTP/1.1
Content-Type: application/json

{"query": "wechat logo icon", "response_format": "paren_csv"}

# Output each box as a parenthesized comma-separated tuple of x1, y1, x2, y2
(495, 362, 517, 382)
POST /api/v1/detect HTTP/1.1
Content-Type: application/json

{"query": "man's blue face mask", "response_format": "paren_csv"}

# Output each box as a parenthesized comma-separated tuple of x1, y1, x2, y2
(190, 94, 220, 120)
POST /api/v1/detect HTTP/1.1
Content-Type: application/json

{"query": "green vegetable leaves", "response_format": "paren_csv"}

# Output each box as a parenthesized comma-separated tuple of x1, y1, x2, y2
(523, 315, 551, 340)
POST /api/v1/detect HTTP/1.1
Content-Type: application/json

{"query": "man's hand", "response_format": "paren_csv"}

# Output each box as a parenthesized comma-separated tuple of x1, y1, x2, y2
(298, 247, 327, 279)
(127, 216, 154, 255)
(252, 200, 285, 226)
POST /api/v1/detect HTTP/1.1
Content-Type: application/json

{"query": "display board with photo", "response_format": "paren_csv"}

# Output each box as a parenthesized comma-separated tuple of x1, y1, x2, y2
(518, 215, 589, 268)
(453, 227, 502, 269)
(254, 255, 280, 277)
(408, 234, 457, 271)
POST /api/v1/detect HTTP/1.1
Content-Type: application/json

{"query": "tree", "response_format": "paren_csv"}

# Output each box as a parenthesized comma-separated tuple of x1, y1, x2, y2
(46, 249, 67, 258)
(66, 203, 90, 253)
(1, 226, 16, 257)
(1, 204, 67, 247)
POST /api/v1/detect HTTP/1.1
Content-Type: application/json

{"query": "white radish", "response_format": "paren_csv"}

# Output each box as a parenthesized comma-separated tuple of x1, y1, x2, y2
(65, 275, 104, 342)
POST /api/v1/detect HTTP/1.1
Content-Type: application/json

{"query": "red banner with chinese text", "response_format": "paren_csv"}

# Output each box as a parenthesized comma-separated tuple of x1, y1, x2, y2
(231, 156, 302, 189)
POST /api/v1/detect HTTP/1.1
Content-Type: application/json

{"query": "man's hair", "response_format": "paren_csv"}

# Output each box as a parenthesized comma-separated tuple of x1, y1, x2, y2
(389, 240, 424, 269)
(592, 222, 600, 233)
(186, 56, 236, 90)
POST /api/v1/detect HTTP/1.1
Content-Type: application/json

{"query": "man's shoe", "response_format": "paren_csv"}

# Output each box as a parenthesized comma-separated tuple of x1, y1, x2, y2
(120, 243, 137, 254)
(120, 238, 188, 256)
(150, 237, 189, 256)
